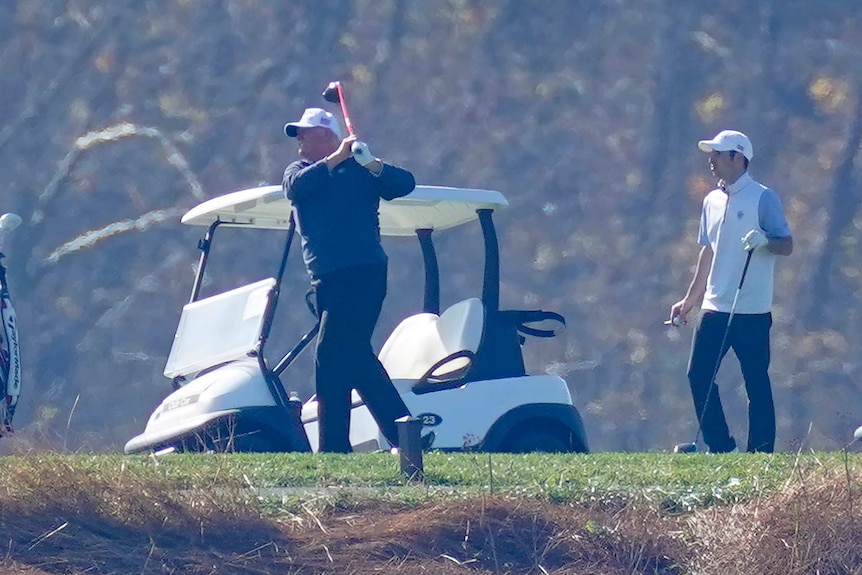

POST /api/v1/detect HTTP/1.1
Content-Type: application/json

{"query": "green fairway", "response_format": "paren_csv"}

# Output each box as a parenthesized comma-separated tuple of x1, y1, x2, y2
(3, 451, 859, 513)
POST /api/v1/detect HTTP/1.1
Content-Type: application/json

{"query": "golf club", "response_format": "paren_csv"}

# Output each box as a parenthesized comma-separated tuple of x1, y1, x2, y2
(674, 248, 754, 453)
(322, 81, 355, 137)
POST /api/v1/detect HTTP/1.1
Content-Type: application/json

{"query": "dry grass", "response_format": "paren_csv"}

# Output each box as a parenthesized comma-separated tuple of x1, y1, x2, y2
(0, 456, 289, 574)
(1, 456, 861, 574)
(682, 465, 862, 574)
(270, 496, 685, 574)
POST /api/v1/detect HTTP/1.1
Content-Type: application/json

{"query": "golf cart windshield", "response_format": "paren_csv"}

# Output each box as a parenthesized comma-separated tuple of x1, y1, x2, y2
(164, 278, 275, 379)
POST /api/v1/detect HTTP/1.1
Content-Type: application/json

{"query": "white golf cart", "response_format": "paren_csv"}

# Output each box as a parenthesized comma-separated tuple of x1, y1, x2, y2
(124, 185, 588, 454)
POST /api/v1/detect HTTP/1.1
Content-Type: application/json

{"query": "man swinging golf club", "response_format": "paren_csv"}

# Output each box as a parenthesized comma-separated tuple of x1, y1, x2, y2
(282, 106, 415, 453)
(669, 130, 793, 453)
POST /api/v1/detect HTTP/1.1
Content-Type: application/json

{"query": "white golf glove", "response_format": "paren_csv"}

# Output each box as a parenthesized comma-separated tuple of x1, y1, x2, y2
(351, 140, 375, 167)
(741, 229, 768, 252)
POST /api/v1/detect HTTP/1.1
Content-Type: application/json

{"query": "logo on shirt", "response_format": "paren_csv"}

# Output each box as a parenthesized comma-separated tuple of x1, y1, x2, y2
(737, 211, 744, 219)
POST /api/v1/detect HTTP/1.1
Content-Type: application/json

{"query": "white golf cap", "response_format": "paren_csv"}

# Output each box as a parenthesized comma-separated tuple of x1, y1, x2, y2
(698, 130, 753, 161)
(284, 107, 342, 139)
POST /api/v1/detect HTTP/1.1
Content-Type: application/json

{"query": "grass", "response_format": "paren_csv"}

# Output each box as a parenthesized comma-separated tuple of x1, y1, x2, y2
(1, 450, 857, 510)
(1, 451, 861, 574)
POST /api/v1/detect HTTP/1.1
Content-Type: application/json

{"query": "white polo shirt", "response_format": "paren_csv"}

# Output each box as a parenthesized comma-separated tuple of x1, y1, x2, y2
(698, 172, 791, 314)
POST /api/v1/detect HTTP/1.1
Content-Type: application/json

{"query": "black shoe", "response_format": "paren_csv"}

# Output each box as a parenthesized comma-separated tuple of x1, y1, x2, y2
(707, 437, 738, 454)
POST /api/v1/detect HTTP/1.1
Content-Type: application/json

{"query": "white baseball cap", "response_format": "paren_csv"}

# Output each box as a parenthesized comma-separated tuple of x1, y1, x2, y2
(284, 108, 342, 139)
(697, 130, 753, 161)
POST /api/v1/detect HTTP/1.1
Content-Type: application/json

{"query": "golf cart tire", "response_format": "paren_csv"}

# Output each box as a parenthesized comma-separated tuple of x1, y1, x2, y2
(481, 403, 589, 454)
(503, 427, 570, 453)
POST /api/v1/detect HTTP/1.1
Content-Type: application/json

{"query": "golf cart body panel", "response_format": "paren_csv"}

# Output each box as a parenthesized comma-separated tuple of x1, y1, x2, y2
(124, 358, 277, 450)
(125, 184, 588, 455)
(302, 374, 580, 452)
(124, 408, 241, 454)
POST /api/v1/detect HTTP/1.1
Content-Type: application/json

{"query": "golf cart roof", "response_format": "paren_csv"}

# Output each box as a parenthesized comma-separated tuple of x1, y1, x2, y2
(181, 185, 508, 237)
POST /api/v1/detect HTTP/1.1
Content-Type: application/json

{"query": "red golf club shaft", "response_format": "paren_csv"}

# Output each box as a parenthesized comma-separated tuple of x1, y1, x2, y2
(336, 83, 355, 136)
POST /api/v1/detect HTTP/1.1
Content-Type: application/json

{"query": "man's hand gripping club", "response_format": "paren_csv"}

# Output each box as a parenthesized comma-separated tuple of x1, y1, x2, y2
(741, 229, 768, 252)
(325, 135, 382, 174)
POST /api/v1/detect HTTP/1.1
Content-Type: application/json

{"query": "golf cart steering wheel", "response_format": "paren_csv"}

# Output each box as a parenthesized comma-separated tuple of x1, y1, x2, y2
(412, 350, 476, 395)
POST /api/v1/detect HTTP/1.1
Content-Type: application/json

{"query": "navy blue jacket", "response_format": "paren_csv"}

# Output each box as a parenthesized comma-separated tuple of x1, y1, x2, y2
(283, 157, 415, 279)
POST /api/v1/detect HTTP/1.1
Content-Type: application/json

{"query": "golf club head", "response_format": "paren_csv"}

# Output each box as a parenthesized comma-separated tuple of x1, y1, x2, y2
(854, 425, 862, 441)
(0, 213, 22, 233)
(322, 81, 342, 104)
(674, 442, 698, 454)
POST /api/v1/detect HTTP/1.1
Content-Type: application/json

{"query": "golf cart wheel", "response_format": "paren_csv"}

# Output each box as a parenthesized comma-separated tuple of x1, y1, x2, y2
(503, 425, 570, 453)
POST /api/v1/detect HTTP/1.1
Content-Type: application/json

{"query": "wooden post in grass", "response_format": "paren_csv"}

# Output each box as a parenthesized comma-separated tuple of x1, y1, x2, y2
(396, 415, 424, 481)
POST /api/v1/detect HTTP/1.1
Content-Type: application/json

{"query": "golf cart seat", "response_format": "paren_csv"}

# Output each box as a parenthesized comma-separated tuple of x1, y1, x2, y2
(379, 298, 484, 394)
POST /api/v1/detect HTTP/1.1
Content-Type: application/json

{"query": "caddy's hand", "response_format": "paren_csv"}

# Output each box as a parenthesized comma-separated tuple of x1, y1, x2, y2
(667, 299, 691, 327)
(741, 229, 768, 252)
(351, 140, 375, 167)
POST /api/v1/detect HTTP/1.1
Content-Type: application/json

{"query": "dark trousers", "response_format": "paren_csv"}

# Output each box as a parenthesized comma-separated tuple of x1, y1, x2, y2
(314, 263, 410, 453)
(687, 311, 775, 453)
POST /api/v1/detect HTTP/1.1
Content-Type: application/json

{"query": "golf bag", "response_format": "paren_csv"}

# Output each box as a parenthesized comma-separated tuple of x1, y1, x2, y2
(0, 217, 21, 437)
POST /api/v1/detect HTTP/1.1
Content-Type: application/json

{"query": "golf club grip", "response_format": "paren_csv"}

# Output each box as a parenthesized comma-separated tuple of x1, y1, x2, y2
(336, 84, 355, 136)
(738, 249, 754, 289)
